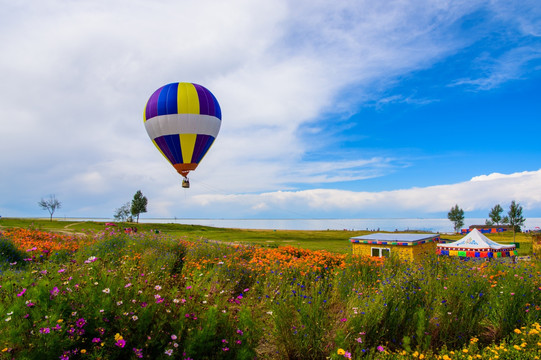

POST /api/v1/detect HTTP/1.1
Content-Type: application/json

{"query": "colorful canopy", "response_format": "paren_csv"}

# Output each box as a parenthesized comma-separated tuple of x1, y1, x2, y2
(144, 82, 221, 178)
(437, 228, 517, 258)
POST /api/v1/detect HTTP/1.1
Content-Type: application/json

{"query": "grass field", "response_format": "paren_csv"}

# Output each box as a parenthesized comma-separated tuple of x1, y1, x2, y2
(0, 218, 535, 255)
(0, 222, 540, 359)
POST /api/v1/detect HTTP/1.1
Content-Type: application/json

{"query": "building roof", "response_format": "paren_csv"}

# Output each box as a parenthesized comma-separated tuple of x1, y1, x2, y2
(350, 233, 439, 242)
(350, 233, 440, 246)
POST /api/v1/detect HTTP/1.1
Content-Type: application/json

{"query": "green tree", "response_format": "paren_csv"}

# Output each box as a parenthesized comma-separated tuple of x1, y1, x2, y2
(503, 200, 525, 242)
(38, 194, 62, 221)
(114, 202, 132, 222)
(487, 204, 503, 226)
(130, 190, 148, 223)
(447, 204, 464, 233)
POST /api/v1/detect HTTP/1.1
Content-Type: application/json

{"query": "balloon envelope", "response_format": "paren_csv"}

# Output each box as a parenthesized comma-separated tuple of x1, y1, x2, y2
(144, 82, 222, 178)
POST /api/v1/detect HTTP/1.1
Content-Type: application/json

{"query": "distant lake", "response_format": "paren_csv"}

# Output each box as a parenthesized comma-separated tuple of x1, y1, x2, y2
(128, 217, 541, 233)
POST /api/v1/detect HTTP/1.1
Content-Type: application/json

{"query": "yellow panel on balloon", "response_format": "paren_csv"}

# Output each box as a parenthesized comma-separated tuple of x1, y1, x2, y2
(177, 83, 200, 114)
(180, 134, 197, 163)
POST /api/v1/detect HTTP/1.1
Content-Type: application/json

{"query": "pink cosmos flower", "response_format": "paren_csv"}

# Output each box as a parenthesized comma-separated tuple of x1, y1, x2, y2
(115, 339, 126, 348)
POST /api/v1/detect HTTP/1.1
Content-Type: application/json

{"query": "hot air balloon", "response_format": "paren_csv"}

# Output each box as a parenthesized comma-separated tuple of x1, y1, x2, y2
(144, 82, 222, 188)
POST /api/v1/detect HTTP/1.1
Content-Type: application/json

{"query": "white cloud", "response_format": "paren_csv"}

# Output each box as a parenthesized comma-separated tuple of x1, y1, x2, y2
(184, 169, 541, 218)
(0, 0, 539, 218)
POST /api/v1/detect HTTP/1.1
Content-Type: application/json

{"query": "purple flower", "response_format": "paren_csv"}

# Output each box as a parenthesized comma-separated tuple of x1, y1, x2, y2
(92, 337, 101, 343)
(133, 348, 143, 358)
(76, 318, 86, 328)
(377, 345, 384, 352)
(17, 288, 27, 297)
(115, 339, 126, 348)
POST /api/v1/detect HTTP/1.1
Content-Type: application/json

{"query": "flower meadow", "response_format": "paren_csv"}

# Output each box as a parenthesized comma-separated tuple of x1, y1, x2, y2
(0, 227, 540, 359)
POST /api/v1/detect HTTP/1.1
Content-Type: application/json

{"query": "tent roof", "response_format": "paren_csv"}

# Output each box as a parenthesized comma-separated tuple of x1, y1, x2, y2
(350, 233, 438, 242)
(437, 228, 515, 250)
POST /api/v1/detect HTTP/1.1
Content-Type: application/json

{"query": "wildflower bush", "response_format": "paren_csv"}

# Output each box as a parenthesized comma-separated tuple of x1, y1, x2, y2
(0, 228, 540, 359)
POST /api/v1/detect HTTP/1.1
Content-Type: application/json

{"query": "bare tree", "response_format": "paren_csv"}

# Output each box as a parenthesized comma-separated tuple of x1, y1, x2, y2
(114, 202, 132, 222)
(38, 194, 62, 221)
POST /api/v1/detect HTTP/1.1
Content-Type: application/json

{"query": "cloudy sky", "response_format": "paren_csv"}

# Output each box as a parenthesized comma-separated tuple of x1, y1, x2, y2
(1, 0, 540, 220)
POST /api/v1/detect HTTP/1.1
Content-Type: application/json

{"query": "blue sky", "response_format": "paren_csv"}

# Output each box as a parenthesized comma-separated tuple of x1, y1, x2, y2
(1, 0, 540, 221)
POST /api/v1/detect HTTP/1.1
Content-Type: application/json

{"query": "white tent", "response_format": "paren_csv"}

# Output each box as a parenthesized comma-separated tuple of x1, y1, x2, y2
(437, 228, 516, 258)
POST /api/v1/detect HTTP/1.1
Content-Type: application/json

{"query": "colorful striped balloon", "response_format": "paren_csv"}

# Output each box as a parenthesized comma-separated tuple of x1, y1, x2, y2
(144, 82, 222, 179)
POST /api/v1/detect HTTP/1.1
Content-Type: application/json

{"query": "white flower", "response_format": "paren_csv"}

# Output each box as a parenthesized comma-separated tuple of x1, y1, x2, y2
(102, 288, 110, 294)
(132, 315, 138, 321)
(154, 285, 162, 291)
(5, 317, 11, 322)
(84, 256, 97, 264)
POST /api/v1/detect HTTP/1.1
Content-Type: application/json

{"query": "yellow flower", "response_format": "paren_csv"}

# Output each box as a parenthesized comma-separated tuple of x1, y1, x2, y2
(419, 354, 425, 359)
(463, 349, 468, 353)
(514, 329, 522, 334)
(81, 349, 86, 354)
(514, 345, 521, 350)
(442, 355, 451, 360)
(413, 351, 419, 358)
(337, 349, 345, 355)
(470, 337, 479, 343)
(57, 319, 63, 323)
(1, 348, 8, 352)
(521, 342, 527, 348)
(114, 333, 123, 341)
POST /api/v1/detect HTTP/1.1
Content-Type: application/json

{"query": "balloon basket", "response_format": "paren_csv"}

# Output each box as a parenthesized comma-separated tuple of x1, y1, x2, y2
(182, 178, 190, 188)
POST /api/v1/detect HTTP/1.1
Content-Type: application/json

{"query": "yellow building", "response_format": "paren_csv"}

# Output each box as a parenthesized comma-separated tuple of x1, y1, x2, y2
(533, 234, 541, 259)
(350, 233, 440, 261)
